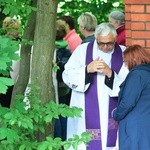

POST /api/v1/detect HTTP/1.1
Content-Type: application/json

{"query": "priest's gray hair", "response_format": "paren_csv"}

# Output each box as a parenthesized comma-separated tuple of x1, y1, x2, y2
(94, 22, 117, 38)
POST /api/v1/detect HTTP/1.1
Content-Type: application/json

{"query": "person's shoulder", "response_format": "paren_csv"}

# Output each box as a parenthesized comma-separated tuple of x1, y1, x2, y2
(131, 64, 150, 74)
(127, 66, 145, 80)
(70, 31, 82, 41)
(119, 44, 126, 52)
(78, 42, 89, 49)
(72, 42, 89, 55)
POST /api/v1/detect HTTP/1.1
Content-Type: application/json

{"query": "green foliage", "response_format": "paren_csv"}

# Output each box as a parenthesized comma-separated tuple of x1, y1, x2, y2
(0, 0, 37, 35)
(0, 35, 19, 93)
(0, 90, 91, 150)
(0, 0, 36, 19)
(0, 77, 13, 94)
(58, 0, 124, 22)
(53, 60, 60, 73)
(57, 0, 124, 36)
(63, 132, 91, 150)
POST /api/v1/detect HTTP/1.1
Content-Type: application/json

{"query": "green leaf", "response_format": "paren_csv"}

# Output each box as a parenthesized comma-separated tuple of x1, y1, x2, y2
(53, 61, 60, 73)
(0, 54, 11, 70)
(21, 121, 28, 129)
(63, 143, 71, 150)
(0, 83, 8, 94)
(47, 145, 53, 150)
(0, 128, 19, 143)
(0, 128, 7, 140)
(18, 121, 22, 127)
(81, 132, 92, 143)
(73, 134, 80, 140)
(4, 112, 14, 120)
(45, 114, 53, 123)
(37, 142, 49, 150)
(39, 126, 45, 133)
(9, 119, 16, 125)
(34, 115, 39, 123)
(26, 119, 33, 130)
(2, 7, 10, 15)
(19, 144, 26, 150)
(0, 77, 13, 94)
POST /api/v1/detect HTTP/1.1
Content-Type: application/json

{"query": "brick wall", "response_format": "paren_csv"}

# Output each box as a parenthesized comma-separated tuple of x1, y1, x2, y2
(124, 0, 150, 50)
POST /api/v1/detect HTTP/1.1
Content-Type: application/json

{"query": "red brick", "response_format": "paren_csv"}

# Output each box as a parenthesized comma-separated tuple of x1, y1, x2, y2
(146, 40, 150, 47)
(126, 29, 131, 37)
(131, 22, 145, 30)
(126, 21, 131, 29)
(125, 13, 131, 21)
(146, 23, 150, 30)
(124, 0, 150, 48)
(145, 48, 150, 51)
(125, 39, 145, 47)
(126, 38, 132, 47)
(146, 5, 150, 13)
(131, 14, 150, 21)
(132, 40, 145, 47)
(124, 0, 150, 4)
(132, 31, 150, 39)
(131, 5, 145, 13)
(125, 5, 131, 12)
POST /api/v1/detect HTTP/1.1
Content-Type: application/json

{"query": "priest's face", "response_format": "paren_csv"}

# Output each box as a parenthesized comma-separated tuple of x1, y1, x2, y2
(96, 33, 116, 53)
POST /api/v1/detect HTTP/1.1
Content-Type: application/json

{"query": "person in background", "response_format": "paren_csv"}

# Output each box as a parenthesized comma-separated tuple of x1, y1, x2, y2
(113, 45, 150, 150)
(54, 19, 71, 141)
(2, 17, 21, 41)
(77, 12, 97, 43)
(62, 23, 128, 150)
(0, 17, 21, 107)
(60, 15, 82, 53)
(109, 10, 125, 46)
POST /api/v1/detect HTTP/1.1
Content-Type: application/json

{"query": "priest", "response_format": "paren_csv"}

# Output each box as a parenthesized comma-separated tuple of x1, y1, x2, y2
(62, 23, 129, 150)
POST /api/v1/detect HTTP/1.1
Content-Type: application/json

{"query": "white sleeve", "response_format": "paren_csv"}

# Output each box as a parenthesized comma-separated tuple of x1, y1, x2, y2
(62, 43, 90, 92)
(10, 45, 21, 83)
(108, 60, 129, 97)
(10, 60, 20, 83)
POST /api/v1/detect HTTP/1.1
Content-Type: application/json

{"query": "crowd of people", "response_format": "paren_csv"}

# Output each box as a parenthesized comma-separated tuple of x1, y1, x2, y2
(1, 9, 150, 150)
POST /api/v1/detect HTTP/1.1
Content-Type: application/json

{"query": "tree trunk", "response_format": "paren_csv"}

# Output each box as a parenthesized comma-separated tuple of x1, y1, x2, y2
(10, 0, 37, 106)
(31, 0, 58, 141)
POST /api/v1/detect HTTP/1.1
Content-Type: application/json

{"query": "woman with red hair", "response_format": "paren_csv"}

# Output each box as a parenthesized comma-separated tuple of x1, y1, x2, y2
(113, 45, 150, 150)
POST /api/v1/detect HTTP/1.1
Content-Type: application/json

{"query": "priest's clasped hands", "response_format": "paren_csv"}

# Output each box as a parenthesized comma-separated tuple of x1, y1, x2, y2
(87, 57, 112, 78)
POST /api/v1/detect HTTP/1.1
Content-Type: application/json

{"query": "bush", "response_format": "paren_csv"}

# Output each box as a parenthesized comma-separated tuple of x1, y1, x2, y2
(0, 90, 91, 150)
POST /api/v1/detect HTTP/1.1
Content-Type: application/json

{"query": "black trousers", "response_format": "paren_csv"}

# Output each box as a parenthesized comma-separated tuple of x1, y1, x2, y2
(0, 85, 13, 108)
(54, 91, 71, 141)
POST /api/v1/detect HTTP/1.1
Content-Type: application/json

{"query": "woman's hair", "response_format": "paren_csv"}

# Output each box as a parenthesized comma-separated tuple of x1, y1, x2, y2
(60, 15, 75, 30)
(109, 10, 125, 25)
(94, 22, 117, 38)
(56, 19, 67, 40)
(124, 44, 150, 70)
(77, 12, 97, 31)
(2, 17, 21, 38)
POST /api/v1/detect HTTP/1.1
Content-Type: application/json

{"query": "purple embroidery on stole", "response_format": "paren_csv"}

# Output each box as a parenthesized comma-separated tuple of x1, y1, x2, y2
(85, 42, 123, 149)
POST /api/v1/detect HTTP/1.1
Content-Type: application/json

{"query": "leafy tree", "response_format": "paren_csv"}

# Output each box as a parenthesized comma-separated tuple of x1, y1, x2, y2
(11, 0, 37, 103)
(0, 88, 90, 149)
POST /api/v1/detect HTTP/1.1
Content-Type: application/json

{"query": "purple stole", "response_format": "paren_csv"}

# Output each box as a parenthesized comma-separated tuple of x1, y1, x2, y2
(85, 41, 123, 150)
